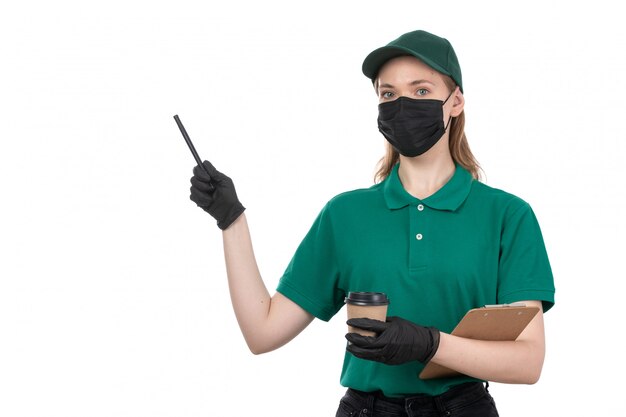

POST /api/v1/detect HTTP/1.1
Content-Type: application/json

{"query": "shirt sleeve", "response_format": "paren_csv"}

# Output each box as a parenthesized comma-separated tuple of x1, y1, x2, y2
(497, 202, 556, 312)
(276, 202, 346, 321)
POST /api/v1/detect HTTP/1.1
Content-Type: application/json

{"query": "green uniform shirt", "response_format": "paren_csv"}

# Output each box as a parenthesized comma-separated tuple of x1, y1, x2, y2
(277, 163, 555, 397)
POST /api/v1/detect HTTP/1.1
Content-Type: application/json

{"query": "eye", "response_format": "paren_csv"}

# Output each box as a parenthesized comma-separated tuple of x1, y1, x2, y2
(416, 88, 429, 96)
(381, 91, 394, 99)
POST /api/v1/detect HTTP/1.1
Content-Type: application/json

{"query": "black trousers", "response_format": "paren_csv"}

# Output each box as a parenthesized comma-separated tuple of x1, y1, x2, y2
(335, 382, 499, 417)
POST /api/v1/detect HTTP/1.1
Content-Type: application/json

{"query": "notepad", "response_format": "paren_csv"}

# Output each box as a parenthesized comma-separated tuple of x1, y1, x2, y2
(419, 304, 540, 379)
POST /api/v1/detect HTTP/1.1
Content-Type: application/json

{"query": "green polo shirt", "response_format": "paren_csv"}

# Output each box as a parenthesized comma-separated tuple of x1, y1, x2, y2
(276, 163, 555, 397)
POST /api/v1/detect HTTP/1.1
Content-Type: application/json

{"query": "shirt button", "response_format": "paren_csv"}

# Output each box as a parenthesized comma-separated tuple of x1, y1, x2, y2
(416, 233, 423, 240)
(417, 204, 424, 211)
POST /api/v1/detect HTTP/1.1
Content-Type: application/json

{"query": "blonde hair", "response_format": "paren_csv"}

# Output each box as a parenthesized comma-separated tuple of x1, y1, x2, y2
(374, 75, 483, 183)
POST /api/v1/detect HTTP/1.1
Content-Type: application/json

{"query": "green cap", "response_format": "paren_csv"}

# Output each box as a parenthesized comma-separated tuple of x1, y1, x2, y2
(362, 30, 463, 93)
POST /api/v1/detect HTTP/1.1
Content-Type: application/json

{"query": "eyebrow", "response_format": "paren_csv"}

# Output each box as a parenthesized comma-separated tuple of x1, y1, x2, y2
(378, 79, 435, 90)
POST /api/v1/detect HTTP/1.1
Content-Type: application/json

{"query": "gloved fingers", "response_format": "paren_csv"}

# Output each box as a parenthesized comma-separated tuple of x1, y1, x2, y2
(345, 332, 387, 349)
(346, 318, 388, 333)
(192, 164, 213, 182)
(201, 160, 221, 178)
(345, 332, 374, 346)
(190, 186, 213, 206)
(346, 343, 384, 361)
(190, 176, 214, 192)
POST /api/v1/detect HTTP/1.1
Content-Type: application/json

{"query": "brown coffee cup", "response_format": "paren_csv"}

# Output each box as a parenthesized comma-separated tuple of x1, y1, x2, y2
(345, 292, 389, 337)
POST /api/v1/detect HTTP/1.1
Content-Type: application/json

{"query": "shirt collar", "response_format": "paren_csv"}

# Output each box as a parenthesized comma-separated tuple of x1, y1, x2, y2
(382, 162, 473, 211)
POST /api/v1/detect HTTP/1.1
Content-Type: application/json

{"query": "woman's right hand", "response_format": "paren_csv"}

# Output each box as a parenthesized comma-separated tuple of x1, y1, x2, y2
(189, 160, 245, 230)
(190, 164, 313, 353)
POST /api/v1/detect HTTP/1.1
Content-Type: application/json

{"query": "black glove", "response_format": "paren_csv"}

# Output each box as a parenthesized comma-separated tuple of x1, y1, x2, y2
(189, 160, 245, 230)
(345, 316, 440, 365)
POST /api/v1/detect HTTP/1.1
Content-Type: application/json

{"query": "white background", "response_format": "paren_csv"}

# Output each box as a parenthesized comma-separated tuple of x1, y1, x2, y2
(1, 1, 624, 416)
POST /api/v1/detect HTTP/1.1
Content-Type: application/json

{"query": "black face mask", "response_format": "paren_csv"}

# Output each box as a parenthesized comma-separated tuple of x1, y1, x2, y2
(377, 90, 454, 157)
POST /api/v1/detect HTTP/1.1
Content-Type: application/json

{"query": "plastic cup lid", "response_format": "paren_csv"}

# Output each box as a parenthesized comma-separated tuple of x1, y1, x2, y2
(345, 292, 389, 306)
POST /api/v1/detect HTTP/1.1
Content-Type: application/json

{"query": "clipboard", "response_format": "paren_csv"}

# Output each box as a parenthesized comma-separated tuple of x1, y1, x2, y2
(419, 304, 540, 379)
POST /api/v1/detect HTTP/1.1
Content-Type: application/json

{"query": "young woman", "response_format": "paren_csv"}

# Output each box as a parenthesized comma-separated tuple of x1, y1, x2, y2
(189, 30, 555, 417)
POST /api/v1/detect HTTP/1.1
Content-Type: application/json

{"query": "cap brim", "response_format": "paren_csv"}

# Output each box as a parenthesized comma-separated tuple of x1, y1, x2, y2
(362, 45, 452, 82)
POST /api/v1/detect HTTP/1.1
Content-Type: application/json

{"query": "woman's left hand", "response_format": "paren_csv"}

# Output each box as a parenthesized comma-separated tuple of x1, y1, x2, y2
(345, 316, 440, 365)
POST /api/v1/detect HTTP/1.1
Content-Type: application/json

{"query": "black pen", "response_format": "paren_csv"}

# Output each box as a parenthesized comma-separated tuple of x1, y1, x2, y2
(173, 114, 214, 192)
